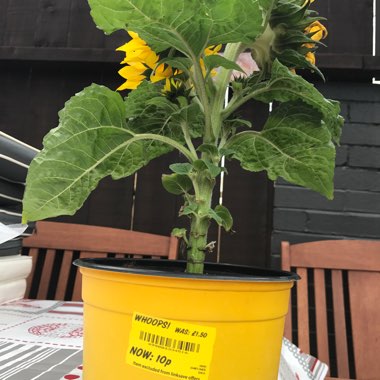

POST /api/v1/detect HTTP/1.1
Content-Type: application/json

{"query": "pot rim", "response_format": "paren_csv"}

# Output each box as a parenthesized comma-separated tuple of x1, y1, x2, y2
(74, 258, 300, 282)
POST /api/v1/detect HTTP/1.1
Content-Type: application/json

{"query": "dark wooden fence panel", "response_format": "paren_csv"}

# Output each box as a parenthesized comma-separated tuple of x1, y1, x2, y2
(312, 0, 373, 56)
(0, 61, 119, 147)
(132, 152, 181, 236)
(56, 176, 135, 230)
(221, 164, 273, 267)
(1, 0, 378, 72)
(1, 58, 136, 230)
(33, 0, 72, 48)
(219, 100, 273, 267)
(310, 0, 377, 75)
(1, 0, 40, 46)
(67, 0, 105, 48)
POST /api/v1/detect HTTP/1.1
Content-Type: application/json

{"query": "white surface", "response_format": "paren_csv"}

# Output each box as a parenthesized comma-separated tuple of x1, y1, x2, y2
(0, 223, 28, 245)
(0, 279, 26, 305)
(0, 255, 32, 282)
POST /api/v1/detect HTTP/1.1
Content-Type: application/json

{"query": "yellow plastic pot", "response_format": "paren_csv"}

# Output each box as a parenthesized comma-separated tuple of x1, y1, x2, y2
(75, 259, 298, 380)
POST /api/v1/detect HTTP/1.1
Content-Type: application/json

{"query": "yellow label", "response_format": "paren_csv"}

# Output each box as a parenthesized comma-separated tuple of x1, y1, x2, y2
(126, 312, 216, 380)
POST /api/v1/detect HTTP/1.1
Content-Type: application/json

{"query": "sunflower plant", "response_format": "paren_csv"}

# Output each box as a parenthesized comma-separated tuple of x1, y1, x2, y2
(22, 0, 343, 274)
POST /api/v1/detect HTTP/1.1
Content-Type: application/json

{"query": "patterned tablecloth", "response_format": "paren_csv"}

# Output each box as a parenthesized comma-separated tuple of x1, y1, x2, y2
(0, 299, 327, 380)
(0, 300, 82, 380)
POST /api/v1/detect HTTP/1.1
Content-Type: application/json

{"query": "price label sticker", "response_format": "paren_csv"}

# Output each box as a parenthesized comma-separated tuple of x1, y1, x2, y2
(126, 312, 216, 380)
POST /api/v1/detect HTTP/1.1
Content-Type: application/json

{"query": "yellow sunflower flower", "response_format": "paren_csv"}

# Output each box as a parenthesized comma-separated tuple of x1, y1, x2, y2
(117, 33, 223, 91)
(200, 44, 222, 76)
(163, 77, 183, 93)
(117, 62, 147, 90)
(116, 31, 174, 90)
(204, 44, 222, 56)
(151, 64, 174, 83)
(303, 21, 327, 66)
(117, 32, 157, 68)
(305, 21, 328, 45)
(305, 51, 316, 65)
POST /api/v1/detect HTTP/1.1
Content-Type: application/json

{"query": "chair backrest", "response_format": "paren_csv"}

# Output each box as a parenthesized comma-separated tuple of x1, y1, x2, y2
(23, 221, 179, 302)
(281, 240, 380, 380)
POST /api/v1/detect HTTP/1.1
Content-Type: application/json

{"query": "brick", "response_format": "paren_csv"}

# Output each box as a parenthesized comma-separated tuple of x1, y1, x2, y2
(350, 102, 380, 124)
(273, 209, 308, 232)
(334, 167, 380, 191)
(315, 82, 380, 102)
(277, 168, 380, 191)
(340, 124, 380, 146)
(274, 209, 380, 237)
(338, 101, 349, 121)
(348, 146, 380, 168)
(306, 211, 380, 238)
(274, 186, 380, 214)
(274, 186, 346, 211)
(346, 190, 380, 214)
(335, 146, 348, 165)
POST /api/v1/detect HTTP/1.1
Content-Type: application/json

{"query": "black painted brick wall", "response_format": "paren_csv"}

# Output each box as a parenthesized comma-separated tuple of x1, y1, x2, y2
(271, 82, 380, 268)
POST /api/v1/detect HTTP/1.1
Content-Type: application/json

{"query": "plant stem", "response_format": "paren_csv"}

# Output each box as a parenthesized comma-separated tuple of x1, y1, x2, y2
(186, 170, 216, 274)
(222, 86, 268, 118)
(190, 55, 213, 143)
(129, 133, 196, 162)
(211, 42, 244, 139)
(180, 121, 198, 158)
(186, 44, 245, 273)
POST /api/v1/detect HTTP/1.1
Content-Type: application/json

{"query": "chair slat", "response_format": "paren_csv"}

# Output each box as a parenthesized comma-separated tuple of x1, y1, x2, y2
(314, 268, 329, 370)
(287, 240, 380, 271)
(348, 271, 380, 379)
(284, 299, 292, 341)
(281, 242, 291, 272)
(281, 242, 292, 340)
(37, 249, 55, 299)
(296, 267, 310, 353)
(54, 250, 74, 301)
(331, 269, 350, 378)
(25, 248, 38, 297)
(168, 236, 179, 260)
(24, 221, 178, 256)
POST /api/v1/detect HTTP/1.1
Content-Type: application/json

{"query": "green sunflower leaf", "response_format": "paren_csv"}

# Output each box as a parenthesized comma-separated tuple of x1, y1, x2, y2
(253, 60, 343, 142)
(274, 49, 325, 80)
(162, 173, 193, 195)
(124, 81, 202, 144)
(170, 163, 193, 175)
(23, 84, 171, 222)
(88, 0, 276, 56)
(204, 55, 244, 73)
(225, 102, 336, 199)
(197, 144, 220, 158)
(171, 228, 188, 240)
(214, 205, 233, 231)
(158, 57, 193, 73)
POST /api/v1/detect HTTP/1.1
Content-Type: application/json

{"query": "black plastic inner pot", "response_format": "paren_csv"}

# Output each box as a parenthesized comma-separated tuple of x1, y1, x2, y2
(74, 258, 300, 282)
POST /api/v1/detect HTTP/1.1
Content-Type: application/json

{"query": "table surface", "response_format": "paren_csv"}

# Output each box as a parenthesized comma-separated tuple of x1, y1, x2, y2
(0, 299, 327, 380)
(0, 299, 83, 379)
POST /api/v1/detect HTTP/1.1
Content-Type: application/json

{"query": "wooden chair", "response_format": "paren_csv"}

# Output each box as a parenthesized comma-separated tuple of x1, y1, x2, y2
(22, 221, 179, 302)
(281, 240, 380, 380)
